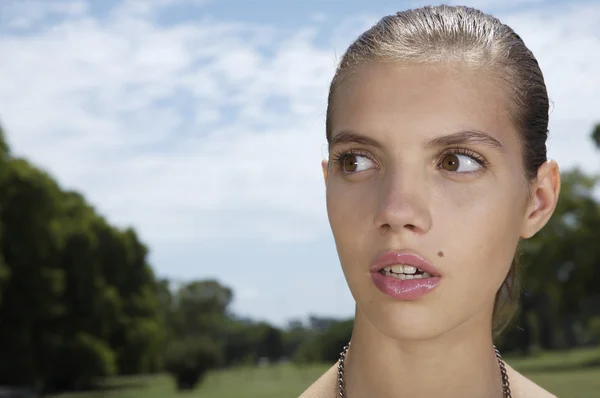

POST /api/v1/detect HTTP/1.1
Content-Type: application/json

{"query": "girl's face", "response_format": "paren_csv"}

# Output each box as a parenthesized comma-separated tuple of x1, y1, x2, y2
(323, 62, 558, 340)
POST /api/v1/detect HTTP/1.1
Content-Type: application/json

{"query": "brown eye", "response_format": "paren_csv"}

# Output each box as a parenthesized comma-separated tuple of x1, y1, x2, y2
(439, 152, 483, 173)
(337, 153, 375, 174)
(343, 155, 359, 172)
(441, 154, 459, 171)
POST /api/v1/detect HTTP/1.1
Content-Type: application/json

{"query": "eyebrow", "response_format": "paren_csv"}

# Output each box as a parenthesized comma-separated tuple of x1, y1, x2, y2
(424, 129, 505, 151)
(328, 130, 384, 149)
(329, 129, 505, 151)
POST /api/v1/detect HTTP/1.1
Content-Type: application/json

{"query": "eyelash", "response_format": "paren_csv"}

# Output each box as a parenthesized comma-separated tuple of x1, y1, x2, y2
(439, 147, 488, 168)
(330, 149, 374, 173)
(330, 147, 489, 174)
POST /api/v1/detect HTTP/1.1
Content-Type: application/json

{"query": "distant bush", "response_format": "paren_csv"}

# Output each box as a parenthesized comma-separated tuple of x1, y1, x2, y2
(44, 333, 117, 392)
(223, 321, 283, 366)
(164, 337, 222, 391)
(293, 319, 353, 364)
(587, 316, 600, 344)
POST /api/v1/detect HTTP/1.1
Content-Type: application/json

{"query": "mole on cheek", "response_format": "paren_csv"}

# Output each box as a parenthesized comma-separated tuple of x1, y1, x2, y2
(438, 251, 444, 258)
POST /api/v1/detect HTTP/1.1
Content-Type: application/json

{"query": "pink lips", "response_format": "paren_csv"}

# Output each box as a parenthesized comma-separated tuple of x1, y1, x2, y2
(370, 250, 441, 300)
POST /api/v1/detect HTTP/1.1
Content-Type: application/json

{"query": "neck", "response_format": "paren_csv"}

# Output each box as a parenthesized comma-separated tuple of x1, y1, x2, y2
(342, 307, 505, 398)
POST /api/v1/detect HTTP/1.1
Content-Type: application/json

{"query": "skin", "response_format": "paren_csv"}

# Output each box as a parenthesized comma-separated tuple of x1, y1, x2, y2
(300, 62, 560, 398)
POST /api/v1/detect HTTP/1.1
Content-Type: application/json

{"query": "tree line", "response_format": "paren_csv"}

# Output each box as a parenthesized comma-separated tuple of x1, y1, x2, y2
(0, 126, 163, 391)
(0, 124, 599, 393)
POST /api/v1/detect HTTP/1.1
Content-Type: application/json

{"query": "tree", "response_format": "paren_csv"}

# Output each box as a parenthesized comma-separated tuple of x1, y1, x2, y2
(282, 319, 310, 359)
(0, 124, 9, 160)
(591, 123, 600, 150)
(0, 125, 163, 390)
(256, 324, 284, 362)
(0, 124, 10, 306)
(164, 337, 222, 391)
(0, 158, 69, 388)
(169, 279, 233, 340)
(293, 318, 353, 363)
(516, 168, 600, 349)
(162, 280, 233, 389)
(97, 226, 162, 375)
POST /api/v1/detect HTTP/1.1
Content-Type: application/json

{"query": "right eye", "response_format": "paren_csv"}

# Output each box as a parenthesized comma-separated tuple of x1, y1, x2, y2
(336, 153, 376, 174)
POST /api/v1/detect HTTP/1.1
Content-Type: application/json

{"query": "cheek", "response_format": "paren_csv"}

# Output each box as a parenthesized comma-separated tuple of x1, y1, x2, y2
(327, 178, 374, 222)
(433, 178, 523, 285)
(326, 180, 376, 256)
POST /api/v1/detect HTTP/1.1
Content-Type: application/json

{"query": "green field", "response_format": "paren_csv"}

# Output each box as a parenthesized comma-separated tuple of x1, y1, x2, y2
(49, 347, 600, 398)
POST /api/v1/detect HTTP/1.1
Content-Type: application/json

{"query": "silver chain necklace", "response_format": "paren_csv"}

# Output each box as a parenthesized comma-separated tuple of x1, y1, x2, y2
(337, 343, 512, 398)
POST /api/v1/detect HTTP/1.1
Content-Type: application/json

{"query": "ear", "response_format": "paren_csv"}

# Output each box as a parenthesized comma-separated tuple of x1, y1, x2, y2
(321, 159, 329, 186)
(521, 159, 561, 239)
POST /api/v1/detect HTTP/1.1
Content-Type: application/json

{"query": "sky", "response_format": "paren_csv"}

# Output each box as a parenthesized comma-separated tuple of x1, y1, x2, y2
(0, 0, 599, 327)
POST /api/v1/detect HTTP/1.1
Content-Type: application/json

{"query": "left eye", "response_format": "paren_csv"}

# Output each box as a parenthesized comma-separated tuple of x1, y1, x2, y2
(341, 154, 375, 173)
(440, 153, 481, 173)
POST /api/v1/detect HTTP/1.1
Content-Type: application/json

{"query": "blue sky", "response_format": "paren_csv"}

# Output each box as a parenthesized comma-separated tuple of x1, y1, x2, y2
(1, 0, 599, 327)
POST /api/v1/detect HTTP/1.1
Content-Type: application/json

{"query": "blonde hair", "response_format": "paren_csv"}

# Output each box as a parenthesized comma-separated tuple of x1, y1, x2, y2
(326, 5, 549, 336)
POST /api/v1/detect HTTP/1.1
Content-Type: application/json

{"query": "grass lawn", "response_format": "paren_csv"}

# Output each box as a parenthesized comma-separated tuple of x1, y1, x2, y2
(49, 347, 600, 398)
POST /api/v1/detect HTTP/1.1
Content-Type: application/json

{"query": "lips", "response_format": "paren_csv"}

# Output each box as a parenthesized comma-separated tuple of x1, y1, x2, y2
(370, 250, 441, 277)
(369, 250, 442, 300)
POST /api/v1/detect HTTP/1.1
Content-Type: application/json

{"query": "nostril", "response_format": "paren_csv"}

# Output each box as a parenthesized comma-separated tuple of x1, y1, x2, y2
(379, 223, 419, 233)
(379, 223, 391, 233)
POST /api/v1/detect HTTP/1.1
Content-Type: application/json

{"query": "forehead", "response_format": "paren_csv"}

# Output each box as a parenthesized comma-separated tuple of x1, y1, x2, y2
(330, 62, 517, 147)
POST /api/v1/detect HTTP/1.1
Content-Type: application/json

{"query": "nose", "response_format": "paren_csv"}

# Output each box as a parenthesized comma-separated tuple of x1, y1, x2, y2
(373, 166, 433, 235)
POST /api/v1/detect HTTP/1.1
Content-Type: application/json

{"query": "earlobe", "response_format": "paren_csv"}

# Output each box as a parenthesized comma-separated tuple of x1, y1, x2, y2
(321, 160, 329, 186)
(521, 160, 561, 238)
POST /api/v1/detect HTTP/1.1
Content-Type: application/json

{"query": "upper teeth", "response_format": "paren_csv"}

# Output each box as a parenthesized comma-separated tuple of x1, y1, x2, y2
(384, 265, 420, 274)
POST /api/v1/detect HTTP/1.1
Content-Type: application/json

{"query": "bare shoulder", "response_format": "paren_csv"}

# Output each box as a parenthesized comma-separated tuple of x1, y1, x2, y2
(298, 363, 337, 398)
(297, 361, 558, 398)
(506, 363, 558, 398)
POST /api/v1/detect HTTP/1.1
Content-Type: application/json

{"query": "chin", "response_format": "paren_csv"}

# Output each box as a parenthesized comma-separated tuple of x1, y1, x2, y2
(358, 299, 452, 341)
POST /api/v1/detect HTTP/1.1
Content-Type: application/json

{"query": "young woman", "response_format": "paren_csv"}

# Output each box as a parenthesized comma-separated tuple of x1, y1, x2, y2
(301, 5, 561, 398)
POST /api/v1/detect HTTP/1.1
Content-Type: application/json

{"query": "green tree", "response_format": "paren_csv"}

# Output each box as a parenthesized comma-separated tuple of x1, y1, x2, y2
(256, 323, 284, 362)
(282, 319, 310, 359)
(293, 318, 353, 363)
(164, 336, 222, 391)
(0, 124, 9, 159)
(98, 227, 162, 375)
(0, 124, 11, 306)
(516, 160, 600, 349)
(0, 158, 68, 387)
(161, 279, 233, 389)
(591, 122, 600, 150)
(169, 279, 232, 341)
(0, 125, 163, 390)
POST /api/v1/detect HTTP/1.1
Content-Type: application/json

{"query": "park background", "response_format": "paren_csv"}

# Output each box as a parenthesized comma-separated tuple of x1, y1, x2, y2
(1, 0, 599, 397)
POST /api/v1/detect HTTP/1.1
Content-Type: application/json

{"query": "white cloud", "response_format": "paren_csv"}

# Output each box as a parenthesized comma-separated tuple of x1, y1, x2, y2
(0, 1, 335, 248)
(498, 4, 600, 172)
(445, 0, 549, 10)
(1, 0, 88, 29)
(110, 0, 210, 19)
